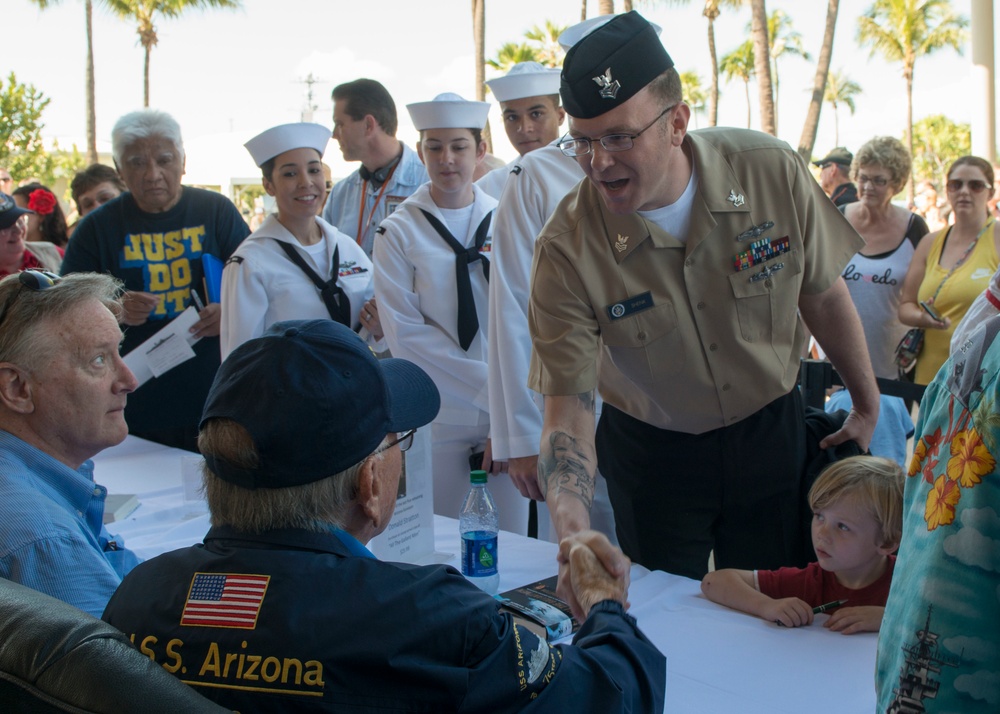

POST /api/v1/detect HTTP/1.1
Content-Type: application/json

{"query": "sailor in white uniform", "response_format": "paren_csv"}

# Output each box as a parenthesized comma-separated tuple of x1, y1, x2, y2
(374, 94, 526, 533)
(476, 62, 565, 200)
(221, 122, 375, 360)
(486, 19, 651, 544)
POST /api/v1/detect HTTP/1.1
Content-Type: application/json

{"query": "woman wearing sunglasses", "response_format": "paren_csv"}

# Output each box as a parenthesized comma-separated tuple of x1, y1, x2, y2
(899, 156, 998, 384)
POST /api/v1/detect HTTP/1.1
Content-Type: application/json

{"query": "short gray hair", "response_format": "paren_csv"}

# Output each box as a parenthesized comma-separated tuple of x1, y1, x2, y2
(112, 109, 185, 167)
(852, 136, 911, 193)
(0, 272, 124, 369)
(199, 418, 388, 533)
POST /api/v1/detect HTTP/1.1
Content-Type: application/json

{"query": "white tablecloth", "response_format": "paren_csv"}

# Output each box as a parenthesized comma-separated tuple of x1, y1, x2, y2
(94, 437, 877, 713)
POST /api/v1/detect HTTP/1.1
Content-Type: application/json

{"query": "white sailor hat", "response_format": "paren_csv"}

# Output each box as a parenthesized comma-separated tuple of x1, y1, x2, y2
(406, 93, 490, 131)
(557, 13, 663, 50)
(244, 122, 330, 168)
(486, 62, 562, 102)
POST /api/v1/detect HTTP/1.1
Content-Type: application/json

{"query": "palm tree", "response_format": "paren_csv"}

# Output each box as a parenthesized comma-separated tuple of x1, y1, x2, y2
(598, 0, 615, 13)
(749, 0, 775, 135)
(471, 0, 492, 153)
(666, 1, 746, 127)
(759, 8, 810, 134)
(856, 0, 968, 202)
(797, 0, 840, 162)
(823, 69, 862, 146)
(487, 43, 540, 73)
(719, 40, 755, 129)
(104, 0, 242, 107)
(30, 0, 100, 163)
(679, 70, 708, 128)
(524, 20, 568, 67)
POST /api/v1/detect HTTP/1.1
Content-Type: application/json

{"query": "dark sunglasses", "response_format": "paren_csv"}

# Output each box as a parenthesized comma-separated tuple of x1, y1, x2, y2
(0, 270, 61, 331)
(946, 179, 990, 194)
(18, 270, 60, 290)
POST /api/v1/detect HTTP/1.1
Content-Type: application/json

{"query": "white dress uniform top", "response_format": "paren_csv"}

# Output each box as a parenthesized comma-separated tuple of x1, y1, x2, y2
(475, 162, 515, 200)
(487, 143, 583, 460)
(220, 214, 373, 359)
(377, 92, 529, 531)
(375, 182, 494, 425)
(486, 141, 618, 543)
(376, 183, 531, 530)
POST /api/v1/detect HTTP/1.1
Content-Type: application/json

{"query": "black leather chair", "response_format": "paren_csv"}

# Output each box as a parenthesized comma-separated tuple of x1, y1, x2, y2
(0, 577, 229, 713)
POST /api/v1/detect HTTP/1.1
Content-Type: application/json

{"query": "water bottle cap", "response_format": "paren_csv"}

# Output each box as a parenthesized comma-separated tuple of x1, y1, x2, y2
(470, 469, 488, 484)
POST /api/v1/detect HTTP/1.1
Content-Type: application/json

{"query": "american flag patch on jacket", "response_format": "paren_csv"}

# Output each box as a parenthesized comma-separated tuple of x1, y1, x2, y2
(180, 573, 270, 629)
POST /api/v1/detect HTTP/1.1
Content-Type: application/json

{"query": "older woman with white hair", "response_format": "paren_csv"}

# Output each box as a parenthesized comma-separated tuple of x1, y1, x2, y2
(62, 108, 250, 452)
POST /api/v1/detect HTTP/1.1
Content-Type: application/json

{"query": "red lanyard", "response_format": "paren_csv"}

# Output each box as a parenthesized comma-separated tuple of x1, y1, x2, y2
(355, 161, 400, 246)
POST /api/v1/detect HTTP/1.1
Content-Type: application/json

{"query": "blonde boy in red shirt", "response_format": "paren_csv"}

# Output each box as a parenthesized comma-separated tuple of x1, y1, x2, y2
(701, 456, 903, 635)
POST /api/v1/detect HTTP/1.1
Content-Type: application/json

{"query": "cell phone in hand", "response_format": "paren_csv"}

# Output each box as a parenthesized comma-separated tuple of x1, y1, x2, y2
(920, 300, 942, 322)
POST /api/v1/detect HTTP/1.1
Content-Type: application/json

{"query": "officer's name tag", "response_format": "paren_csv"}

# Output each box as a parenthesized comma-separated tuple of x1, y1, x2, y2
(607, 291, 654, 320)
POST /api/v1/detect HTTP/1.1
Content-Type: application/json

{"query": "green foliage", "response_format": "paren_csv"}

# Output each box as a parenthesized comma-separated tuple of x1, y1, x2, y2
(0, 72, 51, 183)
(524, 20, 567, 67)
(235, 184, 266, 215)
(488, 18, 568, 75)
(856, 0, 967, 75)
(680, 70, 707, 108)
(720, 40, 755, 83)
(486, 42, 540, 73)
(910, 114, 971, 186)
(0, 73, 90, 193)
(824, 70, 863, 115)
(766, 9, 810, 63)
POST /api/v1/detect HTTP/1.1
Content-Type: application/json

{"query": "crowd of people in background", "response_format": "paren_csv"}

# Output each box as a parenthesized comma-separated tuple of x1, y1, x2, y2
(3, 9, 1000, 712)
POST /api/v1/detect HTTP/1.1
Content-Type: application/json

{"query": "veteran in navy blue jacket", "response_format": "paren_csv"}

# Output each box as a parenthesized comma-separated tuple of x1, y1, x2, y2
(102, 319, 665, 713)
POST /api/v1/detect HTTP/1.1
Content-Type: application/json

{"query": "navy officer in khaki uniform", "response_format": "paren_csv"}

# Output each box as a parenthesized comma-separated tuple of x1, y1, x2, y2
(528, 12, 880, 593)
(102, 319, 665, 713)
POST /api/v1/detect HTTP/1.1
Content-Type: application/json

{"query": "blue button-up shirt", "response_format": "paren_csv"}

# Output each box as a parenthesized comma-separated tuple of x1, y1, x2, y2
(0, 430, 141, 616)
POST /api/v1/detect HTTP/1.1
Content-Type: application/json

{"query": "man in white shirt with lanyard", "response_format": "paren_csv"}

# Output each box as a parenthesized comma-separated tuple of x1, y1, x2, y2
(322, 78, 428, 257)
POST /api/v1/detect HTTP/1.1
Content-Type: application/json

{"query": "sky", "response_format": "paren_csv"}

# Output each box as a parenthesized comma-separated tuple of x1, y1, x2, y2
(5, 0, 995, 183)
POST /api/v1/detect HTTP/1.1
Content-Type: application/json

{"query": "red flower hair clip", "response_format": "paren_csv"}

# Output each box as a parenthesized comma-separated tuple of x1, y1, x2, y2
(27, 188, 57, 216)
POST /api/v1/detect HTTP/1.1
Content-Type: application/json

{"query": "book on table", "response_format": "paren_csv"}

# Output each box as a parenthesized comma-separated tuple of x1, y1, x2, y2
(103, 494, 140, 524)
(498, 575, 579, 641)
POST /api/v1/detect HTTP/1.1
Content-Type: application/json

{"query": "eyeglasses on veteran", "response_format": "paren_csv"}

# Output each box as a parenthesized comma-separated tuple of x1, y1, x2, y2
(557, 103, 679, 158)
(374, 429, 416, 456)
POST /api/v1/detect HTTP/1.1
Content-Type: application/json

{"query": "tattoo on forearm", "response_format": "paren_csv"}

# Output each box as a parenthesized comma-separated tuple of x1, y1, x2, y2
(538, 431, 595, 510)
(576, 391, 595, 413)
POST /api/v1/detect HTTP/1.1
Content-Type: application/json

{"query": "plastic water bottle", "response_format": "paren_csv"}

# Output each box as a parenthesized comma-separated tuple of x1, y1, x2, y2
(460, 469, 499, 594)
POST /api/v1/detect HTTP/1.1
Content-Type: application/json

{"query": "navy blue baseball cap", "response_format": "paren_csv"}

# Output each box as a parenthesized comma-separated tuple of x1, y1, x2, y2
(200, 320, 440, 489)
(561, 11, 674, 119)
(0, 193, 33, 230)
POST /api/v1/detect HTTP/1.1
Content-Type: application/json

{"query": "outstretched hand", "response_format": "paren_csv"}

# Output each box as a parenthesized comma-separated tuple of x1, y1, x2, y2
(556, 530, 630, 620)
